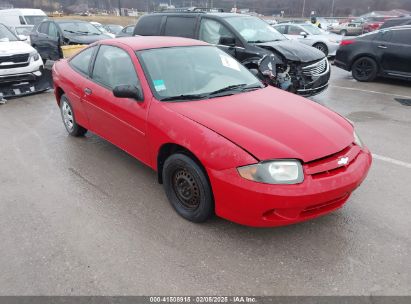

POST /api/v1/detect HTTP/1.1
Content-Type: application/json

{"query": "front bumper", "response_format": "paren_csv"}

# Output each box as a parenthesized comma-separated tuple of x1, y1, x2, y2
(208, 149, 372, 227)
(296, 59, 331, 97)
(0, 58, 51, 99)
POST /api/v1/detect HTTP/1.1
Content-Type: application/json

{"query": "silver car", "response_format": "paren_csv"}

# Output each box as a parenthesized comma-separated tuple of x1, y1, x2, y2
(329, 22, 364, 36)
(273, 23, 343, 56)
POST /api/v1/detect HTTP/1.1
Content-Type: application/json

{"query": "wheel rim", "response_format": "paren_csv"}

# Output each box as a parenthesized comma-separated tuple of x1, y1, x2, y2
(315, 44, 327, 54)
(354, 59, 373, 79)
(172, 168, 200, 210)
(62, 101, 74, 131)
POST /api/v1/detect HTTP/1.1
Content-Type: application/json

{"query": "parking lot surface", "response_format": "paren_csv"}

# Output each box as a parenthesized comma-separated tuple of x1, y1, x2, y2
(0, 66, 410, 295)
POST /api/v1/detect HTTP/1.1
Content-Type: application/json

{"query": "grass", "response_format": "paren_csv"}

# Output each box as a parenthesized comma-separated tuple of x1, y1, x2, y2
(51, 15, 139, 26)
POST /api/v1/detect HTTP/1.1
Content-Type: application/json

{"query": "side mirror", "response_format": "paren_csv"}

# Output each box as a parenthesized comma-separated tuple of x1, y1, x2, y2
(18, 35, 27, 41)
(113, 85, 143, 101)
(300, 32, 308, 38)
(219, 36, 236, 47)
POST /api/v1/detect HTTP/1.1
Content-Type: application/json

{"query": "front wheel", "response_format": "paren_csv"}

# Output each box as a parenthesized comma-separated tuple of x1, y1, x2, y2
(340, 29, 348, 36)
(313, 42, 329, 56)
(351, 57, 378, 82)
(162, 153, 214, 223)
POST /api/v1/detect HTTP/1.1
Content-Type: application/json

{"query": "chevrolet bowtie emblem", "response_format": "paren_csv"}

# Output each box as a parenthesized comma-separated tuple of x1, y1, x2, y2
(338, 157, 349, 166)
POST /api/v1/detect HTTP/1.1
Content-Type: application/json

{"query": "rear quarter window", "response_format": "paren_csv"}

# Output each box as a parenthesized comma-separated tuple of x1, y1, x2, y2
(164, 16, 196, 38)
(134, 15, 163, 35)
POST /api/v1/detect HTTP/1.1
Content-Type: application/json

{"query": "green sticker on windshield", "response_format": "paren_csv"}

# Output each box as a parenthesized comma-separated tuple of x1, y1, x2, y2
(153, 79, 166, 92)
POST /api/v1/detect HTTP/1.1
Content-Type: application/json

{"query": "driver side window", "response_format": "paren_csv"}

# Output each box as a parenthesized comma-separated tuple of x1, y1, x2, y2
(288, 25, 302, 35)
(199, 19, 235, 45)
(48, 22, 59, 38)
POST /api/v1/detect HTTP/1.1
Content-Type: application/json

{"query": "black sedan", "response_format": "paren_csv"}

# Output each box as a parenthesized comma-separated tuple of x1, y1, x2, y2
(335, 26, 411, 82)
(30, 20, 111, 61)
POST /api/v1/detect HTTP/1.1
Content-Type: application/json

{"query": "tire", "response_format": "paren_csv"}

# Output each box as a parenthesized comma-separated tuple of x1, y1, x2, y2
(60, 94, 87, 137)
(340, 29, 348, 36)
(313, 42, 329, 56)
(351, 57, 378, 82)
(162, 153, 214, 223)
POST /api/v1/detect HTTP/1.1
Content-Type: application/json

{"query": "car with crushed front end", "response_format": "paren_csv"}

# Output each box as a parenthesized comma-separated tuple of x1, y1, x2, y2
(0, 23, 47, 100)
(52, 36, 372, 227)
(133, 12, 331, 97)
(30, 19, 111, 61)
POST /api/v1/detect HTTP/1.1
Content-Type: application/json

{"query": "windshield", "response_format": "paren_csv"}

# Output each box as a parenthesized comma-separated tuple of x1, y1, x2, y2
(138, 46, 263, 101)
(0, 24, 18, 42)
(107, 25, 123, 34)
(94, 24, 109, 34)
(300, 24, 323, 35)
(225, 16, 286, 43)
(24, 15, 48, 25)
(59, 22, 101, 35)
(15, 26, 33, 36)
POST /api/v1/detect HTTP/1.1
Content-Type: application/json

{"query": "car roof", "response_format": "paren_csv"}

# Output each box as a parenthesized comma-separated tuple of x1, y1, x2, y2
(149, 12, 250, 19)
(54, 19, 88, 23)
(101, 36, 209, 51)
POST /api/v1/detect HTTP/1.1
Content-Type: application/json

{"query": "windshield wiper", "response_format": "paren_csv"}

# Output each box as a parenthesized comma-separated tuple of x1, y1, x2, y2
(160, 94, 208, 102)
(249, 39, 283, 43)
(207, 83, 263, 96)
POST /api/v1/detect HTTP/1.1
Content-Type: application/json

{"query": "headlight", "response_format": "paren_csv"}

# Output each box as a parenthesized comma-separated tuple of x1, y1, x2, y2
(238, 160, 304, 184)
(30, 51, 40, 61)
(353, 130, 364, 148)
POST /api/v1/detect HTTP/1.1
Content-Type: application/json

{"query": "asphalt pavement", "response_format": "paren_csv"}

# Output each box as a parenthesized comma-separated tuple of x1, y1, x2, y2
(0, 66, 410, 295)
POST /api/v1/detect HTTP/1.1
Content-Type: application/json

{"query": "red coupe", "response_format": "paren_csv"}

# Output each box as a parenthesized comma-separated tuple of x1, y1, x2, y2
(52, 37, 372, 227)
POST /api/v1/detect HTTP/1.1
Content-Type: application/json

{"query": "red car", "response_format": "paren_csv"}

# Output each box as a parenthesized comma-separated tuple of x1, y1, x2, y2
(52, 37, 372, 227)
(363, 17, 392, 33)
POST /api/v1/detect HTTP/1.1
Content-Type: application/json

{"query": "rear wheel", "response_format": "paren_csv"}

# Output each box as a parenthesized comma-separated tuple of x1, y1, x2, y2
(351, 57, 378, 82)
(162, 153, 214, 223)
(313, 42, 329, 56)
(60, 94, 87, 137)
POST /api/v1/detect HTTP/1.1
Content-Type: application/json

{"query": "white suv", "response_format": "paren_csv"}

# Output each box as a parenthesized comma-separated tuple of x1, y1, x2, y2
(0, 23, 44, 99)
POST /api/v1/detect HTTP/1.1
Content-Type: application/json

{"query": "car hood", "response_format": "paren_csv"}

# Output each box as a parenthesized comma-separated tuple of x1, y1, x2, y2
(255, 39, 325, 62)
(0, 40, 35, 55)
(165, 87, 353, 163)
(65, 34, 111, 44)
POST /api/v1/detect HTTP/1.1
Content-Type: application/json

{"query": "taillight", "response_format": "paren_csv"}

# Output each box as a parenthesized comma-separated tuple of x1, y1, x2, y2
(340, 39, 356, 46)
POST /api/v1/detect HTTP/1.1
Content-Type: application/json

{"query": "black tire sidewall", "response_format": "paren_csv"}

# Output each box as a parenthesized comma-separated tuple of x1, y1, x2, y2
(352, 57, 378, 82)
(163, 153, 214, 223)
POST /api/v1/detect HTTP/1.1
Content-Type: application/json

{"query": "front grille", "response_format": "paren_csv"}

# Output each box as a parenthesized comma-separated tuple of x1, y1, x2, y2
(0, 62, 30, 69)
(0, 53, 30, 64)
(302, 58, 329, 77)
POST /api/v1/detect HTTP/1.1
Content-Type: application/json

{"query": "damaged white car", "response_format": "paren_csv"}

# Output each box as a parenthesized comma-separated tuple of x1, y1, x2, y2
(0, 23, 48, 102)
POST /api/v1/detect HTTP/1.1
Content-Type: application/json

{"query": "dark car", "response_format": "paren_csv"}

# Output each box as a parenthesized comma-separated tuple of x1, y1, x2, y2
(133, 12, 330, 97)
(380, 16, 411, 29)
(115, 24, 136, 37)
(104, 24, 124, 35)
(335, 26, 411, 82)
(30, 20, 111, 61)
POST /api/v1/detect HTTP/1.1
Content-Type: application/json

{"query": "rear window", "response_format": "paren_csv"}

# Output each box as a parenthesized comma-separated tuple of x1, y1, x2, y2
(164, 16, 196, 38)
(135, 15, 163, 36)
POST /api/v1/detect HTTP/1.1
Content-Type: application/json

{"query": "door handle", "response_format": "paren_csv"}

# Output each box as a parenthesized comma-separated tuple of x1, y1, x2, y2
(84, 88, 92, 95)
(378, 45, 387, 49)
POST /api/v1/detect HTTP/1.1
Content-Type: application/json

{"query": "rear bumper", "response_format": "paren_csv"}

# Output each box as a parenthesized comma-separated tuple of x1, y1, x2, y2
(209, 149, 372, 227)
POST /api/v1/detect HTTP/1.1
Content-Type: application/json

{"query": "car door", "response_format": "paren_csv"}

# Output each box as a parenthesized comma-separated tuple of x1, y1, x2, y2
(82, 44, 150, 164)
(47, 22, 62, 60)
(378, 28, 411, 76)
(287, 25, 313, 46)
(31, 21, 49, 58)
